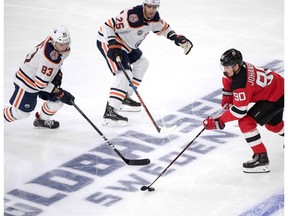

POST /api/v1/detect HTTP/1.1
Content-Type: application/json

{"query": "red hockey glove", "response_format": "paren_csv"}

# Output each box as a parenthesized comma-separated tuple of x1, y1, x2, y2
(222, 88, 233, 109)
(203, 117, 225, 130)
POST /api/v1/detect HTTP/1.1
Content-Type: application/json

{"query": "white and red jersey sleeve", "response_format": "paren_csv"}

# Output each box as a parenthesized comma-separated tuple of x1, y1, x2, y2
(15, 37, 70, 93)
(220, 62, 284, 123)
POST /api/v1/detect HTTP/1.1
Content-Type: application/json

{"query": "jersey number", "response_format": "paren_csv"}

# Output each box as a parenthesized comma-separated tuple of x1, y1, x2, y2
(41, 66, 53, 76)
(115, 17, 124, 29)
(255, 66, 274, 88)
(233, 92, 246, 101)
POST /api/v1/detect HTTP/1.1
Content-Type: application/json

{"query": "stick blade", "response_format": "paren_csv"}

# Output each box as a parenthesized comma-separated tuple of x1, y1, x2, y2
(125, 158, 150, 166)
(159, 125, 177, 134)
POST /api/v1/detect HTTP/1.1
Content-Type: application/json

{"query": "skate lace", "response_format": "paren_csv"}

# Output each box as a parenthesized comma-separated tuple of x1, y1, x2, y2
(124, 96, 140, 106)
(108, 107, 121, 117)
(247, 154, 259, 163)
(124, 97, 132, 104)
(43, 120, 55, 127)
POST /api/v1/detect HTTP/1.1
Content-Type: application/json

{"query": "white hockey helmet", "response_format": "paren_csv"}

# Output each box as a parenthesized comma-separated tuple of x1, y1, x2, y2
(143, 0, 160, 6)
(52, 25, 71, 44)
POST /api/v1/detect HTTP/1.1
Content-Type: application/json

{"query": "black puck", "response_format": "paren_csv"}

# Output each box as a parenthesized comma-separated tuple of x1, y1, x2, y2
(148, 187, 155, 192)
(140, 186, 148, 191)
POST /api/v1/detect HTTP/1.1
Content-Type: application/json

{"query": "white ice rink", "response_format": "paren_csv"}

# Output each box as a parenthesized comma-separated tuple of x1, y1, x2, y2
(3, 0, 286, 215)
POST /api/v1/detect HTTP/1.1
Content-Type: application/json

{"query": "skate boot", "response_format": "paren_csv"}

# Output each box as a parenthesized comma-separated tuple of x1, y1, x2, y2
(33, 112, 60, 129)
(103, 102, 128, 127)
(243, 152, 270, 173)
(119, 96, 141, 112)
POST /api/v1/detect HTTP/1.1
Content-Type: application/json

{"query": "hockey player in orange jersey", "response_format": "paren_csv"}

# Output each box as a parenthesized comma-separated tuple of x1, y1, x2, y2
(203, 48, 284, 173)
(97, 0, 193, 127)
(4, 26, 75, 129)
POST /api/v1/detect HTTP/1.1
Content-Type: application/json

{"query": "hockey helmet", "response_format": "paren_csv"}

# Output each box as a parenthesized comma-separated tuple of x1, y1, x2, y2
(143, 0, 160, 6)
(52, 25, 71, 45)
(220, 48, 243, 67)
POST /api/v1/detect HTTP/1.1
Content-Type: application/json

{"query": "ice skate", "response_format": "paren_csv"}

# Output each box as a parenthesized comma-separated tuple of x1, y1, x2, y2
(33, 112, 60, 129)
(103, 102, 128, 127)
(119, 96, 141, 112)
(243, 152, 270, 173)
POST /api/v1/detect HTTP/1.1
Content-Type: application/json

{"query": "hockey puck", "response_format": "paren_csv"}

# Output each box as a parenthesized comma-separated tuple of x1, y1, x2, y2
(148, 187, 155, 192)
(140, 186, 155, 192)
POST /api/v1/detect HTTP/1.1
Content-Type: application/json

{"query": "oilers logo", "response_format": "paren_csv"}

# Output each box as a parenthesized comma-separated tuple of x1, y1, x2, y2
(129, 14, 139, 23)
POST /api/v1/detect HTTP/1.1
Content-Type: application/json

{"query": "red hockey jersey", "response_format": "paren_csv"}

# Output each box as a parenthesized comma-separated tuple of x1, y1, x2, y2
(220, 62, 284, 123)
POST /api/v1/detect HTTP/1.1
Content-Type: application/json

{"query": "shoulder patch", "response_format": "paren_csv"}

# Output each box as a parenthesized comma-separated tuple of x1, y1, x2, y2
(127, 5, 145, 28)
(129, 14, 139, 23)
(44, 41, 61, 64)
(50, 50, 59, 61)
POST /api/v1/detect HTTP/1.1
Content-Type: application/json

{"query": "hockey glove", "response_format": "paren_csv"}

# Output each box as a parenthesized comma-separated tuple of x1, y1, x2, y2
(222, 88, 233, 109)
(52, 69, 63, 87)
(174, 35, 193, 55)
(107, 40, 122, 62)
(54, 88, 75, 105)
(203, 117, 225, 130)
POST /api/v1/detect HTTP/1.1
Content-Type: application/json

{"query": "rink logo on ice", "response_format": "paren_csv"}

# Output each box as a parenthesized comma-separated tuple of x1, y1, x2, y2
(4, 89, 233, 215)
(4, 60, 283, 215)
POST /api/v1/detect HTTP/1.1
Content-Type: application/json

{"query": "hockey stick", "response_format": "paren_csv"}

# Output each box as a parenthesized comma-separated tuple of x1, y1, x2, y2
(141, 106, 226, 191)
(116, 56, 177, 134)
(72, 101, 150, 166)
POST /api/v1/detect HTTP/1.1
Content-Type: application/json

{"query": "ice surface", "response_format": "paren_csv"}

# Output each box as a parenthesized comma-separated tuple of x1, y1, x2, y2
(3, 0, 285, 215)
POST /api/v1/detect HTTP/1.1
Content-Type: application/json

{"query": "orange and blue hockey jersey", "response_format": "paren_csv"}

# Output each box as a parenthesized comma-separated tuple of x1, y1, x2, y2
(97, 5, 173, 50)
(14, 36, 70, 93)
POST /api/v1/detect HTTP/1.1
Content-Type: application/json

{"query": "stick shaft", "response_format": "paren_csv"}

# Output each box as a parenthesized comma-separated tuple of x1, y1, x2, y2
(72, 101, 150, 166)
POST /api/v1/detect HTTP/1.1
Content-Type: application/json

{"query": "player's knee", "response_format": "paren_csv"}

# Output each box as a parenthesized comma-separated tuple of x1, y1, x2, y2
(6, 107, 31, 121)
(16, 109, 31, 119)
(44, 101, 64, 112)
(139, 56, 149, 71)
(265, 121, 284, 134)
(115, 70, 132, 86)
(238, 115, 257, 133)
(134, 56, 149, 72)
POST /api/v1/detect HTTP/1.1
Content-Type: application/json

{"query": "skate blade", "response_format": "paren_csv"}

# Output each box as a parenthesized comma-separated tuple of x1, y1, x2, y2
(33, 125, 59, 129)
(119, 104, 141, 112)
(102, 118, 128, 127)
(243, 164, 270, 173)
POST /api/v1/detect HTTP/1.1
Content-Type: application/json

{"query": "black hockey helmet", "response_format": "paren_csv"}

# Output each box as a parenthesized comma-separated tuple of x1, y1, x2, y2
(220, 48, 243, 67)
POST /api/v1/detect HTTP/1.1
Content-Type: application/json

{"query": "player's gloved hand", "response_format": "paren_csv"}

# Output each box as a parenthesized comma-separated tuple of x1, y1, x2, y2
(107, 40, 122, 62)
(222, 88, 233, 109)
(174, 35, 193, 55)
(54, 88, 75, 105)
(52, 69, 63, 87)
(203, 117, 225, 130)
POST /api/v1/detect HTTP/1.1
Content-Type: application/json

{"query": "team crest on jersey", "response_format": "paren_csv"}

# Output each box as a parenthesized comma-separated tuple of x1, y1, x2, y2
(129, 14, 139, 23)
(24, 104, 30, 109)
(50, 50, 59, 60)
(137, 30, 143, 36)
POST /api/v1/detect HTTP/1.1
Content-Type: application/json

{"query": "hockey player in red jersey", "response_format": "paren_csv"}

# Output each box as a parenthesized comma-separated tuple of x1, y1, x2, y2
(4, 26, 75, 129)
(203, 48, 284, 173)
(97, 0, 193, 127)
